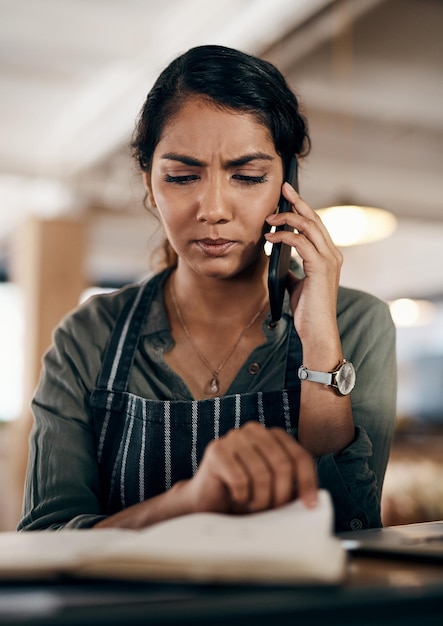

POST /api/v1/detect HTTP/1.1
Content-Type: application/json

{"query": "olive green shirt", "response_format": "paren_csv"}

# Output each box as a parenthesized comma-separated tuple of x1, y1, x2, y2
(19, 275, 397, 532)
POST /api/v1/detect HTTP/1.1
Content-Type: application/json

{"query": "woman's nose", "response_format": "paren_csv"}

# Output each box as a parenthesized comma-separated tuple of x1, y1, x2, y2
(196, 178, 233, 224)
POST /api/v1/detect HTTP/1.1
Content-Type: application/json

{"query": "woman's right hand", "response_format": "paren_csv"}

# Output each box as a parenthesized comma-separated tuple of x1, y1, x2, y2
(181, 421, 318, 515)
(95, 422, 317, 529)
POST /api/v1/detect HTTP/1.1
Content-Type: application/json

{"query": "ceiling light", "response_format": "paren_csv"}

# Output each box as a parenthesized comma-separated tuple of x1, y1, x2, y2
(316, 204, 397, 247)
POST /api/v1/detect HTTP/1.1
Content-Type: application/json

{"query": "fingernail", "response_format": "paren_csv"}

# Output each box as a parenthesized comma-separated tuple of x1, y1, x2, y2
(305, 492, 318, 508)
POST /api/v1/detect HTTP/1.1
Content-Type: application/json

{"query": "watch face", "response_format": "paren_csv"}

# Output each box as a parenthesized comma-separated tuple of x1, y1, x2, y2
(336, 361, 356, 395)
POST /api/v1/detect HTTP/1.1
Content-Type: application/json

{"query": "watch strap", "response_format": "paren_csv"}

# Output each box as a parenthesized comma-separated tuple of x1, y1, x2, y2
(298, 366, 334, 386)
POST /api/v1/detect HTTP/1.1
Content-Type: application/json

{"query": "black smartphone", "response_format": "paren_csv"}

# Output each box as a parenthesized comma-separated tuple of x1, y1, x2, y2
(267, 156, 299, 323)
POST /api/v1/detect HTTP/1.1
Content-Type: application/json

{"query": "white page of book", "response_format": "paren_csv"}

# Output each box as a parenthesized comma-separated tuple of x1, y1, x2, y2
(0, 490, 345, 584)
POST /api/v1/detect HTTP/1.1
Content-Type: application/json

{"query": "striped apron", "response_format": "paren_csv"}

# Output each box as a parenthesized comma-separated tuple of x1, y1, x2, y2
(90, 271, 302, 515)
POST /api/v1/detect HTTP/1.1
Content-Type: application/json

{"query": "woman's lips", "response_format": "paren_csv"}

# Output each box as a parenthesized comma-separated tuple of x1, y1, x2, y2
(195, 238, 236, 257)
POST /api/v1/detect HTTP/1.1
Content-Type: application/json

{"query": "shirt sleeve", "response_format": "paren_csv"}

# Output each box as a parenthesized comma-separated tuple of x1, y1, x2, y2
(290, 425, 380, 532)
(316, 426, 381, 532)
(18, 296, 117, 531)
(289, 287, 397, 532)
(317, 289, 396, 532)
(337, 287, 397, 502)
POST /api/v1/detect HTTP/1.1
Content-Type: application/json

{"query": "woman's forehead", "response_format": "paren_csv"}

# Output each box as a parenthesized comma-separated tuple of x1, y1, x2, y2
(156, 97, 276, 155)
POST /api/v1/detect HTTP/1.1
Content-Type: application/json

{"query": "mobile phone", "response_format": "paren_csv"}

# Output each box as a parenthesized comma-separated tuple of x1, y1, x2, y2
(267, 156, 299, 323)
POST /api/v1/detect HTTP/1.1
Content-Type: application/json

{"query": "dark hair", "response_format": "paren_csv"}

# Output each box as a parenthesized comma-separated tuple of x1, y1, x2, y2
(132, 44, 310, 172)
(132, 45, 311, 268)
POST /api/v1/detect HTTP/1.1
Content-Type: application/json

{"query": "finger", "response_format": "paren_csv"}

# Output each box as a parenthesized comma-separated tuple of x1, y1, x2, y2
(201, 438, 252, 508)
(203, 431, 278, 511)
(266, 212, 338, 260)
(268, 183, 338, 252)
(265, 227, 343, 283)
(282, 182, 329, 233)
(240, 423, 296, 509)
(222, 422, 296, 512)
(269, 429, 318, 508)
(225, 426, 274, 511)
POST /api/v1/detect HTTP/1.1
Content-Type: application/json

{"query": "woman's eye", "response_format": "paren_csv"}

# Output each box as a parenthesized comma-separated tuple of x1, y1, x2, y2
(233, 174, 267, 185)
(165, 174, 199, 185)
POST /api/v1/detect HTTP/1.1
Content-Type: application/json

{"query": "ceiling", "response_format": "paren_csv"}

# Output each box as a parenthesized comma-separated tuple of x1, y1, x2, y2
(0, 0, 442, 302)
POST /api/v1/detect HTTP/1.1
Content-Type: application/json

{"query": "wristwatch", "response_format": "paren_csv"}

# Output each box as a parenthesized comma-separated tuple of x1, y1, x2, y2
(298, 359, 356, 396)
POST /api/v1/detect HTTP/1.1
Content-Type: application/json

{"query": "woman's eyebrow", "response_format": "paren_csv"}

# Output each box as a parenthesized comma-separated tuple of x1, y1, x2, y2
(160, 152, 275, 168)
(224, 153, 275, 168)
(160, 152, 202, 166)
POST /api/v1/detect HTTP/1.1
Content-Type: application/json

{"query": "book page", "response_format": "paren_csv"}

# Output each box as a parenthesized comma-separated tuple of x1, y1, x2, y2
(0, 491, 345, 585)
(0, 528, 128, 579)
(77, 490, 345, 584)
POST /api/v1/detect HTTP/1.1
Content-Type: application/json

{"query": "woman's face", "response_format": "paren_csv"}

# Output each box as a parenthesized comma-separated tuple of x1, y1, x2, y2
(144, 97, 284, 280)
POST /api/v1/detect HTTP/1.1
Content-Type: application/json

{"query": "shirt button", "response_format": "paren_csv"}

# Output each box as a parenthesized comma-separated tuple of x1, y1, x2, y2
(267, 320, 279, 330)
(350, 518, 363, 531)
(248, 362, 261, 375)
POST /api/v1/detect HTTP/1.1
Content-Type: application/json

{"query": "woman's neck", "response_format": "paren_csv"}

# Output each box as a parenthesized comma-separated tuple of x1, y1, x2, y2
(169, 258, 270, 325)
(163, 256, 271, 399)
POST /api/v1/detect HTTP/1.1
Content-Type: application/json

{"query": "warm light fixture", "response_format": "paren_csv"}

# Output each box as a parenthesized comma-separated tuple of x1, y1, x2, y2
(316, 204, 397, 247)
(389, 298, 436, 328)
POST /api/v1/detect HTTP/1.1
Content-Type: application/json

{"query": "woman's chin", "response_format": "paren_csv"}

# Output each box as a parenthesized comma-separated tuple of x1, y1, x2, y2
(181, 253, 266, 282)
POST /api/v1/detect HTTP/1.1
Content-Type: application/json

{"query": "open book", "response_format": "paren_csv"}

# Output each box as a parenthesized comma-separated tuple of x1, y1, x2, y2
(0, 490, 345, 585)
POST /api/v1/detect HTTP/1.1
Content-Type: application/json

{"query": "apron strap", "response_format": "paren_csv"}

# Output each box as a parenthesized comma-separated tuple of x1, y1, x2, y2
(284, 318, 302, 389)
(95, 269, 170, 393)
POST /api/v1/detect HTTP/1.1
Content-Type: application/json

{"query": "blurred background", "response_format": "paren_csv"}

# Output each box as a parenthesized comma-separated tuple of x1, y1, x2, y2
(0, 0, 442, 530)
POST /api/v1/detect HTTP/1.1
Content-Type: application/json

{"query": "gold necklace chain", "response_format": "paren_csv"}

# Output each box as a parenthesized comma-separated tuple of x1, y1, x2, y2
(170, 281, 268, 396)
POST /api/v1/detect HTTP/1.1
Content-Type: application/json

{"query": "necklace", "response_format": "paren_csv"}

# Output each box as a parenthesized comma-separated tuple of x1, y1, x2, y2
(170, 281, 268, 396)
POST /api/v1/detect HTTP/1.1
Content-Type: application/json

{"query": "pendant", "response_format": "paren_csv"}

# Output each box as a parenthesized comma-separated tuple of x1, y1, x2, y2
(207, 377, 219, 395)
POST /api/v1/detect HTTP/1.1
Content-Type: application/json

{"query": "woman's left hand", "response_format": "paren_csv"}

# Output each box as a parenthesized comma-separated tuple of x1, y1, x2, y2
(265, 183, 355, 458)
(265, 182, 343, 346)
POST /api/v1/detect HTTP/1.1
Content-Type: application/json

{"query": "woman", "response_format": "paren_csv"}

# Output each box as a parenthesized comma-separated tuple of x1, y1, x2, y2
(19, 45, 396, 532)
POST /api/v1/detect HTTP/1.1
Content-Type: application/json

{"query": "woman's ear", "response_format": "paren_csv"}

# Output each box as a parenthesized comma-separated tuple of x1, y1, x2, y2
(142, 172, 156, 208)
